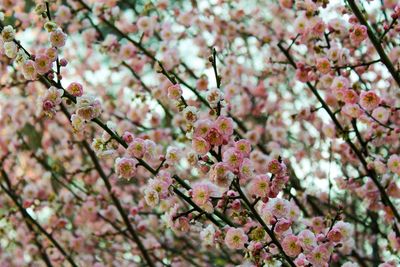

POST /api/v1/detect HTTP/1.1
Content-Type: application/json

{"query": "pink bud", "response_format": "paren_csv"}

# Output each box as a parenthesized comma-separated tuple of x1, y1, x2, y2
(201, 155, 209, 162)
(122, 131, 135, 143)
(274, 219, 291, 233)
(59, 58, 68, 66)
(130, 207, 138, 216)
(67, 82, 83, 97)
(217, 199, 225, 208)
(332, 253, 340, 262)
(227, 190, 236, 197)
(200, 165, 210, 173)
(138, 224, 146, 232)
(43, 99, 55, 111)
(231, 199, 241, 210)
(316, 233, 325, 242)
(23, 200, 33, 208)
(253, 242, 263, 250)
(327, 228, 342, 242)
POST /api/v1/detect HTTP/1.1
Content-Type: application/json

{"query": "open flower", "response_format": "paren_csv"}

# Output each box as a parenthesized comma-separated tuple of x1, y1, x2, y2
(50, 29, 67, 47)
(192, 137, 210, 155)
(75, 95, 102, 120)
(127, 138, 146, 158)
(307, 245, 331, 266)
(224, 227, 248, 250)
(67, 82, 83, 97)
(282, 234, 301, 257)
(22, 60, 37, 80)
(35, 54, 52, 74)
(1, 25, 15, 42)
(350, 24, 367, 45)
(115, 157, 138, 179)
(388, 155, 400, 175)
(249, 174, 270, 198)
(359, 91, 380, 111)
(167, 84, 182, 100)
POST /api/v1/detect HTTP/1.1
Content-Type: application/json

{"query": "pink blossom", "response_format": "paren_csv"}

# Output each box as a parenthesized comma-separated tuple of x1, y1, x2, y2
(372, 107, 390, 124)
(267, 159, 282, 175)
(22, 60, 37, 80)
(327, 228, 342, 242)
(209, 162, 233, 187)
(205, 127, 224, 146)
(34, 54, 52, 75)
(45, 47, 58, 62)
(192, 183, 212, 206)
(342, 104, 363, 118)
(388, 231, 400, 252)
(119, 43, 136, 60)
(359, 91, 380, 111)
(75, 95, 102, 120)
(331, 76, 349, 91)
(67, 82, 83, 97)
(167, 84, 182, 100)
(316, 57, 330, 74)
(265, 198, 289, 219)
(235, 139, 252, 157)
(166, 146, 180, 163)
(144, 188, 159, 207)
(249, 174, 270, 198)
(223, 148, 244, 169)
(194, 119, 212, 138)
(224, 227, 248, 250)
(239, 158, 254, 180)
(388, 155, 400, 175)
(196, 76, 208, 91)
(298, 229, 317, 252)
(279, 0, 293, 9)
(215, 116, 234, 137)
(122, 132, 135, 143)
(274, 218, 292, 234)
(127, 138, 146, 158)
(282, 234, 301, 257)
(137, 16, 154, 35)
(50, 29, 67, 48)
(192, 137, 210, 155)
(307, 245, 331, 266)
(350, 25, 368, 45)
(206, 88, 222, 107)
(55, 5, 72, 24)
(115, 157, 138, 179)
(182, 106, 198, 123)
(343, 89, 358, 104)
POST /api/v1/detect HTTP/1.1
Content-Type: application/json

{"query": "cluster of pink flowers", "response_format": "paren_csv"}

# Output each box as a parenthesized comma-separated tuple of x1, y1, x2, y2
(115, 157, 138, 179)
(0, 0, 400, 266)
(40, 86, 63, 116)
(191, 116, 234, 154)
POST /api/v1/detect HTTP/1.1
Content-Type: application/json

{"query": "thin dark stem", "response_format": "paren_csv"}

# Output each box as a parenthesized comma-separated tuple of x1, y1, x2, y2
(81, 140, 156, 267)
(277, 42, 400, 229)
(0, 170, 78, 267)
(233, 179, 296, 267)
(346, 0, 400, 87)
(211, 47, 221, 89)
(380, 17, 398, 41)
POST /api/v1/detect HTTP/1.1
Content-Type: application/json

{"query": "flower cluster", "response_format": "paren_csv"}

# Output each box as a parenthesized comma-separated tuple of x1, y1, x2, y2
(0, 0, 400, 266)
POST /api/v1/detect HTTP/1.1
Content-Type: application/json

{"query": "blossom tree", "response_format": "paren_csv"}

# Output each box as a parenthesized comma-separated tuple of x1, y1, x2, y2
(0, 0, 400, 266)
